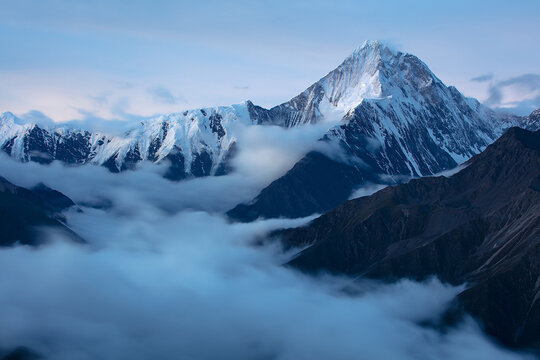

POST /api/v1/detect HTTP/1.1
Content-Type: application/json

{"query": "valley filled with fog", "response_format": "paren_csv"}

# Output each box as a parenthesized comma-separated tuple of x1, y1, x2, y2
(0, 129, 530, 360)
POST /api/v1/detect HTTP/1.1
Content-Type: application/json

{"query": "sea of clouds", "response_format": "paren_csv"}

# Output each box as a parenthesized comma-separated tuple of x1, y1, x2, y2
(0, 125, 532, 360)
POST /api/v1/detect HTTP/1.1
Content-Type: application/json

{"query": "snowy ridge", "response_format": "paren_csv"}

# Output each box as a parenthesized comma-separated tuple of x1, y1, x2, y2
(0, 104, 252, 179)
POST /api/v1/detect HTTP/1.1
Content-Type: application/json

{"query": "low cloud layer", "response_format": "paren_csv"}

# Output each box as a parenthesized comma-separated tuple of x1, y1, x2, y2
(0, 151, 533, 360)
(349, 183, 387, 199)
(230, 120, 341, 186)
(0, 155, 259, 214)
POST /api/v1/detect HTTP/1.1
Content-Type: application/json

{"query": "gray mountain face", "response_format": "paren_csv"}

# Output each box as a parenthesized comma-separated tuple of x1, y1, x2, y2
(0, 41, 533, 190)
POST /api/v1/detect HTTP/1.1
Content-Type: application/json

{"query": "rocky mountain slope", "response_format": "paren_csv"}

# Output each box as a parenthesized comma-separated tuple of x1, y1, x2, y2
(275, 127, 540, 349)
(0, 177, 81, 246)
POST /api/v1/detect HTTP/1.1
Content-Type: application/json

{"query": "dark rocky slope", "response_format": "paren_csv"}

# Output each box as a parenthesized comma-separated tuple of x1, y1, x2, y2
(276, 127, 540, 349)
(0, 177, 81, 246)
(228, 151, 379, 221)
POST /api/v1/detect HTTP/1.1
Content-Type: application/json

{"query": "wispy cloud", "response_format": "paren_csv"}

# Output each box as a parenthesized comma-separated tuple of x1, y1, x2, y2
(481, 74, 540, 115)
(147, 86, 179, 105)
(470, 73, 493, 83)
(17, 110, 56, 127)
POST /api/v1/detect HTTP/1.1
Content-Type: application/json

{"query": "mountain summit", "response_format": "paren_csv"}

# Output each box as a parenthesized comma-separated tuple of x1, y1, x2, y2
(319, 40, 434, 106)
(247, 40, 446, 127)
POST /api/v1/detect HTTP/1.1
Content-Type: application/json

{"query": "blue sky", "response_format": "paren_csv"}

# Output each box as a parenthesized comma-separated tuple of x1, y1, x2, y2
(1, 0, 539, 122)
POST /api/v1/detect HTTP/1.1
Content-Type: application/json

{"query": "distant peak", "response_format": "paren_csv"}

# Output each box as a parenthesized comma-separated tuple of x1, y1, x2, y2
(341, 41, 400, 70)
(350, 40, 397, 56)
(1, 111, 15, 119)
(360, 39, 382, 49)
(0, 111, 17, 125)
(527, 108, 540, 129)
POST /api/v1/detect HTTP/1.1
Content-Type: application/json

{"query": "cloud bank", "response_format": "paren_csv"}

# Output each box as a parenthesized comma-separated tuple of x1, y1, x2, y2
(0, 147, 533, 360)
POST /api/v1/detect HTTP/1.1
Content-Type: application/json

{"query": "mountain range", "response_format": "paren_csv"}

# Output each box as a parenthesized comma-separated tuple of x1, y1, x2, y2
(1, 41, 537, 206)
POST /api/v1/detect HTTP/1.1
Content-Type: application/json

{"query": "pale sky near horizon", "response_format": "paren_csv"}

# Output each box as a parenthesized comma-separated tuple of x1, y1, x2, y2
(1, 0, 539, 123)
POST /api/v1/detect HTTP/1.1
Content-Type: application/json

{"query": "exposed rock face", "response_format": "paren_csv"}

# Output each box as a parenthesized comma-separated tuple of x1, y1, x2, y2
(0, 177, 81, 246)
(275, 127, 540, 348)
(527, 108, 540, 129)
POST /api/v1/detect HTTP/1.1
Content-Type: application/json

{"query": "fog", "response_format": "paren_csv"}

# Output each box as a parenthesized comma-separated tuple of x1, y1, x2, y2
(349, 183, 388, 200)
(0, 149, 532, 359)
(229, 119, 343, 186)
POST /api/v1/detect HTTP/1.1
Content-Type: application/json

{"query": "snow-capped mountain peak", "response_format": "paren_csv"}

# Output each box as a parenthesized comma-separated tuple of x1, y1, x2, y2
(0, 112, 18, 127)
(320, 40, 392, 107)
(246, 40, 449, 127)
(323, 40, 445, 106)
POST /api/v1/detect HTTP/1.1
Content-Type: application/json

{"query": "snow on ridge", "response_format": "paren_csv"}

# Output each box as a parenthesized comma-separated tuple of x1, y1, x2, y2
(0, 103, 253, 173)
(274, 39, 451, 128)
